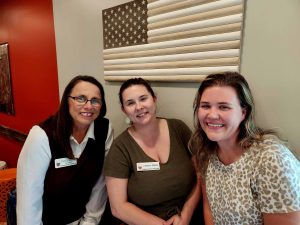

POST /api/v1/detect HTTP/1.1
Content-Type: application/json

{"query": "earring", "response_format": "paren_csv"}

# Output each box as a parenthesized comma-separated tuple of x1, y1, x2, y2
(125, 117, 132, 125)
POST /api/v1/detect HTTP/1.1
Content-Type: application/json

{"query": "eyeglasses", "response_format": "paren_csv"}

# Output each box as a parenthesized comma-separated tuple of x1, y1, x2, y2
(68, 95, 102, 107)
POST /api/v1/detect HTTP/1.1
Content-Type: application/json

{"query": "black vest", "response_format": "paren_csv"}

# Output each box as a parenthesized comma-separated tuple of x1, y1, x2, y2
(40, 116, 109, 225)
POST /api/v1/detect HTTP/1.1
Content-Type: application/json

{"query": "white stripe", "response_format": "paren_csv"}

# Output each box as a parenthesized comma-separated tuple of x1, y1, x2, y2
(103, 41, 240, 60)
(104, 31, 241, 55)
(104, 49, 239, 65)
(148, 0, 242, 23)
(104, 75, 208, 82)
(148, 0, 183, 10)
(148, 14, 242, 37)
(104, 66, 238, 76)
(104, 57, 239, 69)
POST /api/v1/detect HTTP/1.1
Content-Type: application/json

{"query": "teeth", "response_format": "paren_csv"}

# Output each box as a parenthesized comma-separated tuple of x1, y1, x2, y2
(81, 112, 92, 117)
(137, 113, 146, 117)
(208, 123, 223, 127)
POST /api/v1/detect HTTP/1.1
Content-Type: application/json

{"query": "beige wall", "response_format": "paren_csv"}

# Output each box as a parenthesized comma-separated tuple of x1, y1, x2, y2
(52, 0, 300, 158)
(241, 0, 300, 158)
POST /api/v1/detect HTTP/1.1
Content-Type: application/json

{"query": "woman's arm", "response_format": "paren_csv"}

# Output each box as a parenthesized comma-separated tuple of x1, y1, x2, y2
(263, 211, 300, 225)
(106, 176, 167, 225)
(166, 169, 202, 225)
(17, 126, 51, 225)
(79, 172, 107, 225)
(202, 184, 214, 225)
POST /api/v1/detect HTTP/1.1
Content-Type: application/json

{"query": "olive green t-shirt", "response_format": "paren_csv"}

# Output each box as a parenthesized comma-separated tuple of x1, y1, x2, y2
(104, 118, 196, 220)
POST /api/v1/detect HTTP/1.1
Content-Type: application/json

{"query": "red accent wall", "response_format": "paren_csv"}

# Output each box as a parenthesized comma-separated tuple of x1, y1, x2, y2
(0, 0, 59, 167)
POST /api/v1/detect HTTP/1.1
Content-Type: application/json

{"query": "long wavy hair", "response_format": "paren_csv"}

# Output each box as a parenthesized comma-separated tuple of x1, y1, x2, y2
(53, 75, 107, 158)
(189, 72, 273, 179)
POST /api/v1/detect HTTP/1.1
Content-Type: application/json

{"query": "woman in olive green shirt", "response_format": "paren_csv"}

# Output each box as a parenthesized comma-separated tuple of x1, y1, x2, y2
(104, 78, 202, 225)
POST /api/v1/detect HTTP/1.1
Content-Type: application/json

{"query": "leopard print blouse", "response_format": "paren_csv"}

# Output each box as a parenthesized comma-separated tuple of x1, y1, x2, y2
(206, 135, 300, 225)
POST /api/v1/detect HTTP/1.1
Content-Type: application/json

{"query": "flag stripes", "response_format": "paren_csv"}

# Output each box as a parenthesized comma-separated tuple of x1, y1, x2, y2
(104, 57, 239, 70)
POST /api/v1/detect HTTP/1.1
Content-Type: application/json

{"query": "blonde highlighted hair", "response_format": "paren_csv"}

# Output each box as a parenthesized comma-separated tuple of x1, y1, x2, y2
(189, 72, 274, 179)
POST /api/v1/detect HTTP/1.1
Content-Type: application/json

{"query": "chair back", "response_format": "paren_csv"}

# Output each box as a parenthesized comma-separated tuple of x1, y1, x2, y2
(6, 189, 16, 225)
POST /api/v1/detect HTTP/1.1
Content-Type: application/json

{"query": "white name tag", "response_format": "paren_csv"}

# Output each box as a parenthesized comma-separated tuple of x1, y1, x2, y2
(55, 158, 77, 168)
(137, 162, 160, 171)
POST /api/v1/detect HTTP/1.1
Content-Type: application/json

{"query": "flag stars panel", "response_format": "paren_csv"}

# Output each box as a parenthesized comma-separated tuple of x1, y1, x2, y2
(102, 0, 148, 49)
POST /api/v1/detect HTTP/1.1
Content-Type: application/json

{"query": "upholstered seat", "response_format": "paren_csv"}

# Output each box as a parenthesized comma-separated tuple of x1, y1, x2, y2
(0, 168, 16, 222)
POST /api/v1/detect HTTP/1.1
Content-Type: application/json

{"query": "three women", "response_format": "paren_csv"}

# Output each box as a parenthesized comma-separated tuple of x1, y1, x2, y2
(17, 73, 300, 225)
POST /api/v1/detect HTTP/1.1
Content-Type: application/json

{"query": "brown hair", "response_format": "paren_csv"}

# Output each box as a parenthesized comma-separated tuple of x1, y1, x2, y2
(119, 77, 155, 107)
(54, 75, 106, 158)
(189, 72, 273, 179)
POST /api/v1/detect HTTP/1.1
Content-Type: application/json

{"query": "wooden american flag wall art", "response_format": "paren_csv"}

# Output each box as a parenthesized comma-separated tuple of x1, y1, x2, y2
(102, 0, 246, 82)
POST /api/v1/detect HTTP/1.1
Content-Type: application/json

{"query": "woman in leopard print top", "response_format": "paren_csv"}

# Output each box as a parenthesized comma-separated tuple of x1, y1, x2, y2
(189, 72, 300, 225)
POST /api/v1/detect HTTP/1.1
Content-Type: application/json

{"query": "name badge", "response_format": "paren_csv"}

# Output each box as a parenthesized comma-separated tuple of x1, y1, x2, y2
(137, 162, 160, 171)
(55, 158, 77, 168)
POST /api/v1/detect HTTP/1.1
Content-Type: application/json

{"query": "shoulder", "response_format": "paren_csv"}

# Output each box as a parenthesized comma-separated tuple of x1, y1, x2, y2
(113, 129, 130, 144)
(165, 118, 190, 131)
(109, 130, 132, 154)
(23, 125, 49, 148)
(166, 118, 187, 126)
(20, 125, 51, 159)
(95, 117, 109, 127)
(28, 125, 48, 141)
(94, 117, 110, 136)
(252, 134, 300, 180)
(254, 135, 298, 163)
(252, 135, 300, 213)
(165, 118, 192, 148)
(104, 130, 132, 176)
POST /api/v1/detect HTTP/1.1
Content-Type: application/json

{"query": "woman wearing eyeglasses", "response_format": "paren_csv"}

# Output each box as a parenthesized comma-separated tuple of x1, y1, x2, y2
(17, 75, 113, 225)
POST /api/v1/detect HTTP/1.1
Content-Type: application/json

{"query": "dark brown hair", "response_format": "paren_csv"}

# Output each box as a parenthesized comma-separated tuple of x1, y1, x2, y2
(119, 77, 155, 107)
(54, 75, 106, 158)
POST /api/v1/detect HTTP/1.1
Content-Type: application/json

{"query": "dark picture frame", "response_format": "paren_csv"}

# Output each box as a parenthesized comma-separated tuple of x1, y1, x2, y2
(0, 43, 15, 115)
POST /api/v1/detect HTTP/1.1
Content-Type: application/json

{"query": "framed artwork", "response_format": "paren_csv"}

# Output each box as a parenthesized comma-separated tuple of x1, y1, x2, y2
(0, 43, 15, 115)
(102, 0, 246, 82)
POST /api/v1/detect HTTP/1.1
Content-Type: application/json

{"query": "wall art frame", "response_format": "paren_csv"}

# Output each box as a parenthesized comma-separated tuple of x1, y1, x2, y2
(0, 43, 15, 115)
(102, 0, 246, 82)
